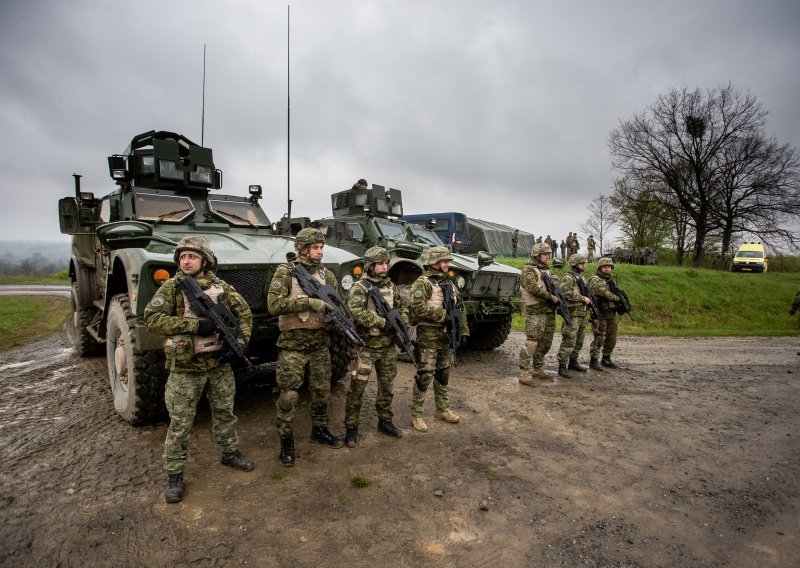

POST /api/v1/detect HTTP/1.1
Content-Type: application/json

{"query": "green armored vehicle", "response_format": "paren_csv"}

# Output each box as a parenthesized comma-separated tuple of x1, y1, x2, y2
(58, 130, 361, 424)
(300, 184, 520, 350)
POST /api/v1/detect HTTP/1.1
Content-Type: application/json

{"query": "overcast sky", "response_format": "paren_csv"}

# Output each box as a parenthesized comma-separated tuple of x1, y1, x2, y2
(1, 0, 798, 247)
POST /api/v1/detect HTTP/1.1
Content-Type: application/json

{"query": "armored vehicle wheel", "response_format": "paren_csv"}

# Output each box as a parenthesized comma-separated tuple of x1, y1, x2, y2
(465, 315, 512, 351)
(106, 294, 168, 424)
(71, 283, 103, 357)
(329, 329, 355, 383)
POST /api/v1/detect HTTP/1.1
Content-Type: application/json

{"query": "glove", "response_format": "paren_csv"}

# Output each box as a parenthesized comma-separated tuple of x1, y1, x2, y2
(308, 298, 327, 313)
(611, 294, 621, 303)
(197, 319, 215, 336)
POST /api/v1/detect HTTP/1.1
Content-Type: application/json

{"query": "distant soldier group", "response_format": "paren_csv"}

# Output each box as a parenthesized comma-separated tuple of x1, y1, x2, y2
(146, 228, 631, 504)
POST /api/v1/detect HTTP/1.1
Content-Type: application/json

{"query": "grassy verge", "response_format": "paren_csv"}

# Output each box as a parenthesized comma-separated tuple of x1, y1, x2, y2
(0, 296, 71, 352)
(500, 260, 800, 336)
(0, 268, 70, 285)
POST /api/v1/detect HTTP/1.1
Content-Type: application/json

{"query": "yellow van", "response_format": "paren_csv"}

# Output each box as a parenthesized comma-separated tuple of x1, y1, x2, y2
(731, 242, 768, 273)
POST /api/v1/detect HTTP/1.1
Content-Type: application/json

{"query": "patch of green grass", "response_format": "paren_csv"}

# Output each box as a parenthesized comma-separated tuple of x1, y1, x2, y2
(486, 469, 498, 482)
(350, 476, 372, 489)
(498, 259, 800, 336)
(0, 296, 71, 351)
(0, 269, 70, 285)
(271, 472, 283, 481)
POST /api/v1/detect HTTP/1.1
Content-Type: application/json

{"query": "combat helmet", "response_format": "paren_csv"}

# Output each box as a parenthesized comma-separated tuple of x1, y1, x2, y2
(174, 236, 216, 268)
(531, 242, 552, 256)
(425, 245, 453, 267)
(597, 257, 614, 268)
(568, 253, 587, 266)
(364, 246, 390, 270)
(295, 227, 325, 251)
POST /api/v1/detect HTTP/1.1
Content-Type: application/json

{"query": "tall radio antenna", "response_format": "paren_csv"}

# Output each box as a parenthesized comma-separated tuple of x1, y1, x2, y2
(286, 5, 292, 224)
(201, 43, 207, 146)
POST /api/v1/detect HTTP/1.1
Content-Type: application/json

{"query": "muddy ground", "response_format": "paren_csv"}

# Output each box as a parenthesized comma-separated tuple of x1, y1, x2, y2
(1, 323, 798, 567)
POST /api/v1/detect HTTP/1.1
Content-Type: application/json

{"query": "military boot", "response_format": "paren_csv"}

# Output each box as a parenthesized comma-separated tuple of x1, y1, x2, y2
(531, 367, 553, 383)
(221, 450, 255, 472)
(590, 357, 604, 371)
(411, 417, 428, 432)
(345, 427, 359, 448)
(377, 419, 402, 438)
(569, 358, 589, 372)
(435, 409, 460, 423)
(165, 472, 184, 504)
(557, 362, 571, 378)
(518, 369, 537, 387)
(601, 356, 619, 369)
(310, 426, 344, 448)
(279, 437, 295, 467)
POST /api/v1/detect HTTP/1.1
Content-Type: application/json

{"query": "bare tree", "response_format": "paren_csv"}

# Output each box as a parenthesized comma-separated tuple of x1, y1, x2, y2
(609, 83, 785, 267)
(609, 176, 673, 252)
(580, 194, 618, 256)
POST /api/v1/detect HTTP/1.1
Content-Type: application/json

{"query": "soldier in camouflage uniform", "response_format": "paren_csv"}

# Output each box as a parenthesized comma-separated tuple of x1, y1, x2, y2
(586, 235, 596, 262)
(518, 242, 561, 385)
(267, 228, 345, 467)
(144, 236, 255, 504)
(556, 254, 593, 378)
(588, 257, 622, 370)
(409, 246, 469, 432)
(344, 246, 408, 447)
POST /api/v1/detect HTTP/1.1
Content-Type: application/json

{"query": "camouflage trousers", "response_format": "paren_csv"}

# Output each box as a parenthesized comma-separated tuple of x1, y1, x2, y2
(276, 347, 331, 438)
(558, 308, 586, 363)
(519, 309, 555, 370)
(345, 344, 397, 428)
(590, 311, 618, 359)
(163, 365, 238, 474)
(410, 326, 454, 418)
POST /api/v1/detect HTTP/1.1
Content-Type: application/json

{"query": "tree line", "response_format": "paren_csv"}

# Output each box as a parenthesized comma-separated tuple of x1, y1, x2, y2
(583, 83, 799, 268)
(0, 253, 67, 276)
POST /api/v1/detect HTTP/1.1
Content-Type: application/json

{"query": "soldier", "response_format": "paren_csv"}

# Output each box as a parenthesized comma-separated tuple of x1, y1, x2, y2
(267, 228, 346, 466)
(344, 246, 407, 446)
(511, 229, 519, 258)
(536, 235, 543, 244)
(144, 236, 255, 504)
(560, 240, 567, 260)
(409, 246, 469, 431)
(518, 242, 561, 385)
(556, 254, 593, 377)
(352, 178, 368, 190)
(568, 233, 578, 256)
(545, 234, 554, 252)
(588, 257, 622, 370)
(586, 235, 596, 262)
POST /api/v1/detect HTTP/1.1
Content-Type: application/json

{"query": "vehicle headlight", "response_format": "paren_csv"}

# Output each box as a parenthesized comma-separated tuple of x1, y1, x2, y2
(456, 276, 466, 289)
(341, 274, 354, 291)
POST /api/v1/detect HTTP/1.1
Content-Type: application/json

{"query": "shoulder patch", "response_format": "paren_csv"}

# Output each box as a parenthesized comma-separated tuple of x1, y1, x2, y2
(150, 296, 165, 308)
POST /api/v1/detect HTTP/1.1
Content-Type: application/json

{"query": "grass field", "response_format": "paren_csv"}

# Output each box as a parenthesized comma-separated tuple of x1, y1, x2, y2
(0, 296, 71, 352)
(500, 259, 800, 336)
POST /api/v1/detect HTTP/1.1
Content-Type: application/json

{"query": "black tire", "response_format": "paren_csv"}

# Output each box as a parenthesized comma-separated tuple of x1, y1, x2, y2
(329, 329, 355, 383)
(106, 294, 168, 424)
(466, 315, 513, 351)
(71, 283, 103, 357)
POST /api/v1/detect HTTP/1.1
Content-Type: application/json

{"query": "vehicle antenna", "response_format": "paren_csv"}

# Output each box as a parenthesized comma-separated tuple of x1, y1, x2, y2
(286, 5, 292, 223)
(201, 43, 207, 146)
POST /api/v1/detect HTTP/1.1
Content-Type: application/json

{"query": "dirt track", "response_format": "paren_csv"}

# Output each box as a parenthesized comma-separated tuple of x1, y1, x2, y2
(1, 326, 798, 567)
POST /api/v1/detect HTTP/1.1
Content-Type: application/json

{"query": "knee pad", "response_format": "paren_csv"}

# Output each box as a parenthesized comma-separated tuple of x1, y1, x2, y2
(278, 390, 298, 412)
(524, 340, 537, 356)
(415, 372, 433, 392)
(434, 367, 450, 386)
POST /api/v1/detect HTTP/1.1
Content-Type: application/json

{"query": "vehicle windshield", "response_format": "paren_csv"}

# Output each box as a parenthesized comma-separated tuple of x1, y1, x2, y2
(408, 224, 443, 246)
(208, 200, 271, 227)
(737, 251, 764, 259)
(375, 218, 409, 241)
(134, 192, 195, 223)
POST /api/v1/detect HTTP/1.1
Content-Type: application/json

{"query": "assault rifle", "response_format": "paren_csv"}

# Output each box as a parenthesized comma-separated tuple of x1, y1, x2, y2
(607, 278, 634, 321)
(361, 281, 416, 366)
(575, 276, 600, 321)
(176, 275, 250, 364)
(438, 279, 463, 356)
(541, 272, 571, 326)
(289, 260, 365, 346)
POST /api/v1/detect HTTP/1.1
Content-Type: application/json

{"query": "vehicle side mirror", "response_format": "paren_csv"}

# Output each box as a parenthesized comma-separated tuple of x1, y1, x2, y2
(477, 251, 494, 268)
(96, 220, 178, 250)
(58, 197, 81, 234)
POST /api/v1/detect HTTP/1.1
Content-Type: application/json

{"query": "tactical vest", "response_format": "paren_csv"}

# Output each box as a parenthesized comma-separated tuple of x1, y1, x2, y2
(563, 272, 583, 309)
(521, 266, 548, 307)
(417, 277, 446, 327)
(358, 280, 394, 336)
(278, 269, 327, 331)
(180, 280, 225, 354)
(589, 275, 616, 312)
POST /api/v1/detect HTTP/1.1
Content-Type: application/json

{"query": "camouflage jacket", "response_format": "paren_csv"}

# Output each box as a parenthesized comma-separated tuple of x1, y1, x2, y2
(560, 269, 587, 311)
(144, 270, 252, 371)
(267, 256, 341, 351)
(520, 258, 556, 311)
(410, 269, 469, 337)
(348, 274, 410, 350)
(588, 271, 620, 314)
